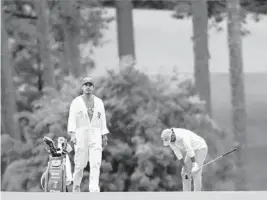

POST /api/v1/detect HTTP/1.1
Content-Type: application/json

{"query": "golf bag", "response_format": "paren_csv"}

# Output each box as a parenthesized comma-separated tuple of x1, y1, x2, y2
(41, 136, 73, 192)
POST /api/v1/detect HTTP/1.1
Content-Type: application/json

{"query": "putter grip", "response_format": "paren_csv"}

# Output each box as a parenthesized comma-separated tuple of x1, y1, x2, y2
(222, 148, 237, 157)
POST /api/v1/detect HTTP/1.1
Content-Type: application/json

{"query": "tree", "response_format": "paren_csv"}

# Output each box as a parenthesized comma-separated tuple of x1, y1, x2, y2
(35, 0, 56, 88)
(1, 0, 112, 112)
(58, 0, 82, 78)
(191, 0, 212, 117)
(1, 18, 20, 140)
(226, 0, 247, 191)
(115, 0, 136, 61)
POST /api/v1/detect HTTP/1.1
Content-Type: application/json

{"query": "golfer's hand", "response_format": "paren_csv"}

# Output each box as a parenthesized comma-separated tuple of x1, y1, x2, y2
(181, 166, 185, 174)
(102, 135, 108, 149)
(191, 162, 199, 173)
(181, 166, 187, 175)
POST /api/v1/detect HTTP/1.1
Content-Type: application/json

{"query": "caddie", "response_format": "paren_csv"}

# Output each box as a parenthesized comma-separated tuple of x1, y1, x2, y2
(67, 76, 109, 192)
(161, 128, 208, 191)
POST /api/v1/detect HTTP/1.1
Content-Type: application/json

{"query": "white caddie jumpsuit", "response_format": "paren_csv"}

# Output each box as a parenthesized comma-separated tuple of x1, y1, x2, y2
(65, 154, 73, 185)
(67, 95, 109, 192)
(169, 128, 208, 191)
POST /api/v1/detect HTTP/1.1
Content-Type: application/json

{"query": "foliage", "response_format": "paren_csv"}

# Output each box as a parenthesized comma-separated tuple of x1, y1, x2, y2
(1, 76, 81, 191)
(101, 0, 267, 16)
(172, 0, 267, 35)
(102, 0, 267, 35)
(1, 60, 235, 191)
(2, 0, 113, 112)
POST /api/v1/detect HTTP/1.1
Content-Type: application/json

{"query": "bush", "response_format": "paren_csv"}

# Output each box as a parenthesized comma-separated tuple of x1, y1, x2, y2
(1, 61, 235, 191)
(95, 61, 235, 191)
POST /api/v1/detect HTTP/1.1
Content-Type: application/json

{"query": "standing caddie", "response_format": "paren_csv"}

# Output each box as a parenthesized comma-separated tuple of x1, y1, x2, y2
(161, 128, 208, 191)
(67, 77, 109, 192)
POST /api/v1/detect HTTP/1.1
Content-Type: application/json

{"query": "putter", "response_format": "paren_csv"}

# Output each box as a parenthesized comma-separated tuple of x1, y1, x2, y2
(185, 148, 238, 179)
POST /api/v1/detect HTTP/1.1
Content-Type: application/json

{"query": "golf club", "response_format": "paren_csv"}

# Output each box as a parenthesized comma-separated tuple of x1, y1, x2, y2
(185, 148, 238, 179)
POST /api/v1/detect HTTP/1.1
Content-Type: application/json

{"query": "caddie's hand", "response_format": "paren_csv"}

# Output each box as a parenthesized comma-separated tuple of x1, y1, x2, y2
(70, 133, 76, 145)
(191, 162, 199, 173)
(102, 135, 108, 149)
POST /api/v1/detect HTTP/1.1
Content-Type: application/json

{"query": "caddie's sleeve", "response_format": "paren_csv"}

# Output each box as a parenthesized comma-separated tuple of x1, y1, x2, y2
(101, 101, 109, 135)
(67, 100, 77, 134)
(171, 145, 183, 160)
(182, 135, 195, 157)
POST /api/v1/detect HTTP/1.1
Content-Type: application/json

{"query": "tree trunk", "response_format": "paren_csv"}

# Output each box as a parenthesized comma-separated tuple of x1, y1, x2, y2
(115, 0, 136, 61)
(59, 0, 81, 78)
(35, 0, 55, 88)
(1, 22, 20, 140)
(227, 0, 247, 191)
(191, 0, 212, 117)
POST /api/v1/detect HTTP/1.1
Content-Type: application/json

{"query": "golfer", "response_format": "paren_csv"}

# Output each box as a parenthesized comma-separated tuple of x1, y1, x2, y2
(67, 77, 109, 192)
(161, 128, 208, 191)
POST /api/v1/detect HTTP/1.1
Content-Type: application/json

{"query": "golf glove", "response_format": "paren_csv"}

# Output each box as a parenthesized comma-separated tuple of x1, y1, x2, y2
(181, 166, 186, 175)
(191, 162, 199, 173)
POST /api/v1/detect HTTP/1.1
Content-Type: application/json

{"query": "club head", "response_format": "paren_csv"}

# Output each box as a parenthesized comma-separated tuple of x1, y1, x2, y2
(43, 136, 58, 156)
(57, 137, 66, 148)
(43, 136, 53, 144)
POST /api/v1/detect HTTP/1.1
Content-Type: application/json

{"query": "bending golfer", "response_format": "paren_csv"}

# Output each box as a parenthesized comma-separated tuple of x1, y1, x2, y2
(68, 77, 109, 192)
(161, 128, 208, 191)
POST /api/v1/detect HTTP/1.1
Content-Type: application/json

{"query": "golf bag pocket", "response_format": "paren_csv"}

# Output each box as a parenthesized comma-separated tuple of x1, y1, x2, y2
(46, 156, 66, 192)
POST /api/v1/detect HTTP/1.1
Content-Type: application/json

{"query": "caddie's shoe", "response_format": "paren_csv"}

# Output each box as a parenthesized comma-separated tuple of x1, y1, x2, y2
(66, 181, 73, 192)
(73, 185, 80, 192)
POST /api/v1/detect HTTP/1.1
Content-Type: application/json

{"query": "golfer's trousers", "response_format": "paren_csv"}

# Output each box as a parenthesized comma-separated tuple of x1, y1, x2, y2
(181, 147, 208, 191)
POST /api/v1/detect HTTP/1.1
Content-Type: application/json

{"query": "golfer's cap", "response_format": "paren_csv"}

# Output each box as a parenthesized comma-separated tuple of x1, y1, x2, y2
(82, 77, 94, 86)
(161, 129, 172, 146)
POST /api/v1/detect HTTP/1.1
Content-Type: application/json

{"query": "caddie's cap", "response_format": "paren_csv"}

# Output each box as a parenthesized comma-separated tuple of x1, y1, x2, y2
(82, 77, 94, 86)
(161, 129, 172, 146)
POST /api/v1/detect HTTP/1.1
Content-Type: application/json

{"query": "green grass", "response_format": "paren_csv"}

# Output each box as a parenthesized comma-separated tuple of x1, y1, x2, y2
(211, 73, 267, 147)
(211, 73, 267, 190)
(89, 8, 267, 190)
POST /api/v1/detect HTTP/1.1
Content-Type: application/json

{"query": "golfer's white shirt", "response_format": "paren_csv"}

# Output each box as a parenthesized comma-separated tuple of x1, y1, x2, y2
(170, 128, 207, 160)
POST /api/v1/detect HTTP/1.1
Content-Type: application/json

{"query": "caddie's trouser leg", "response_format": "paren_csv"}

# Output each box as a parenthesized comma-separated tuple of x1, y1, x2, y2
(88, 145, 102, 192)
(72, 146, 89, 191)
(65, 154, 73, 186)
(193, 148, 208, 191)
